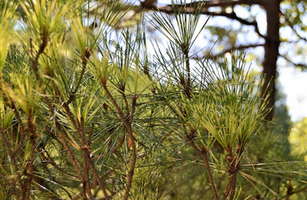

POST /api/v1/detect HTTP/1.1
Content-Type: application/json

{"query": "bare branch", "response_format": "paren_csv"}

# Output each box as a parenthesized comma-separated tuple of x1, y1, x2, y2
(143, 0, 266, 11)
(279, 54, 307, 69)
(141, 0, 266, 14)
(213, 11, 265, 38)
(185, 0, 266, 8)
(198, 43, 265, 59)
(281, 11, 307, 42)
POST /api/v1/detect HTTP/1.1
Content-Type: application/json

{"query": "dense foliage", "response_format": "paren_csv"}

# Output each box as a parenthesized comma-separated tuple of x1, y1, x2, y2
(0, 0, 306, 199)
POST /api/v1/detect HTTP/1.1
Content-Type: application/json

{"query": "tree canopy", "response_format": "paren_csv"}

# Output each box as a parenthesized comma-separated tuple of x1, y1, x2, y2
(0, 0, 306, 199)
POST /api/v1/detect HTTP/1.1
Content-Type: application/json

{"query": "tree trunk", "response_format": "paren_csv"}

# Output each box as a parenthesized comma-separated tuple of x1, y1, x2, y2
(262, 0, 281, 121)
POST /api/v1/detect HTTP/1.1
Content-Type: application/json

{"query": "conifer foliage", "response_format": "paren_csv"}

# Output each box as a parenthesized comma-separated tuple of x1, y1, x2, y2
(0, 0, 306, 199)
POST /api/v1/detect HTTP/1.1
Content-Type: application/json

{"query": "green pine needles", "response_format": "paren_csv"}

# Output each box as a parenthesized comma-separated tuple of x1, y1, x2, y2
(0, 0, 304, 200)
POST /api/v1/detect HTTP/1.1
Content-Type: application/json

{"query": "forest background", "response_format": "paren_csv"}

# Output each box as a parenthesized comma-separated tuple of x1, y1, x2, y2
(0, 0, 307, 199)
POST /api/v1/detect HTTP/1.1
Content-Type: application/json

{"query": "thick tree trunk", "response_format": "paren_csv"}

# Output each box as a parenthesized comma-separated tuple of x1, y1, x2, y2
(262, 0, 280, 121)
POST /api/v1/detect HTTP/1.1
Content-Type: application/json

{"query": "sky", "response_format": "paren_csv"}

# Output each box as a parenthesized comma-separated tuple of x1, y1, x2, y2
(154, 0, 307, 122)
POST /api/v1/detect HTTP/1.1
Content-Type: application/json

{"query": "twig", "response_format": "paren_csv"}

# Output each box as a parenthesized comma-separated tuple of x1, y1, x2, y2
(22, 115, 38, 200)
(39, 148, 79, 178)
(279, 54, 307, 69)
(189, 142, 219, 200)
(101, 82, 138, 200)
(30, 25, 48, 82)
(89, 160, 110, 200)
(124, 94, 137, 200)
(142, 0, 266, 13)
(199, 43, 264, 60)
(80, 117, 93, 200)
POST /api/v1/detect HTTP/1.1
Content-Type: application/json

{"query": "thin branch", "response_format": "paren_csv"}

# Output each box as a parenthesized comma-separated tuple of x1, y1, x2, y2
(62, 102, 80, 136)
(183, 47, 191, 98)
(188, 141, 219, 200)
(92, 132, 126, 161)
(124, 94, 137, 200)
(101, 83, 137, 200)
(80, 117, 93, 200)
(279, 185, 307, 200)
(88, 160, 110, 200)
(173, 99, 218, 199)
(0, 126, 23, 195)
(5, 98, 27, 157)
(39, 148, 79, 178)
(67, 48, 92, 105)
(142, 0, 266, 12)
(279, 54, 307, 69)
(49, 115, 86, 199)
(185, 0, 266, 8)
(200, 43, 265, 59)
(101, 84, 130, 130)
(41, 71, 87, 197)
(281, 12, 307, 42)
(0, 86, 23, 197)
(30, 24, 48, 82)
(210, 11, 265, 38)
(22, 115, 38, 200)
(99, 129, 176, 179)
